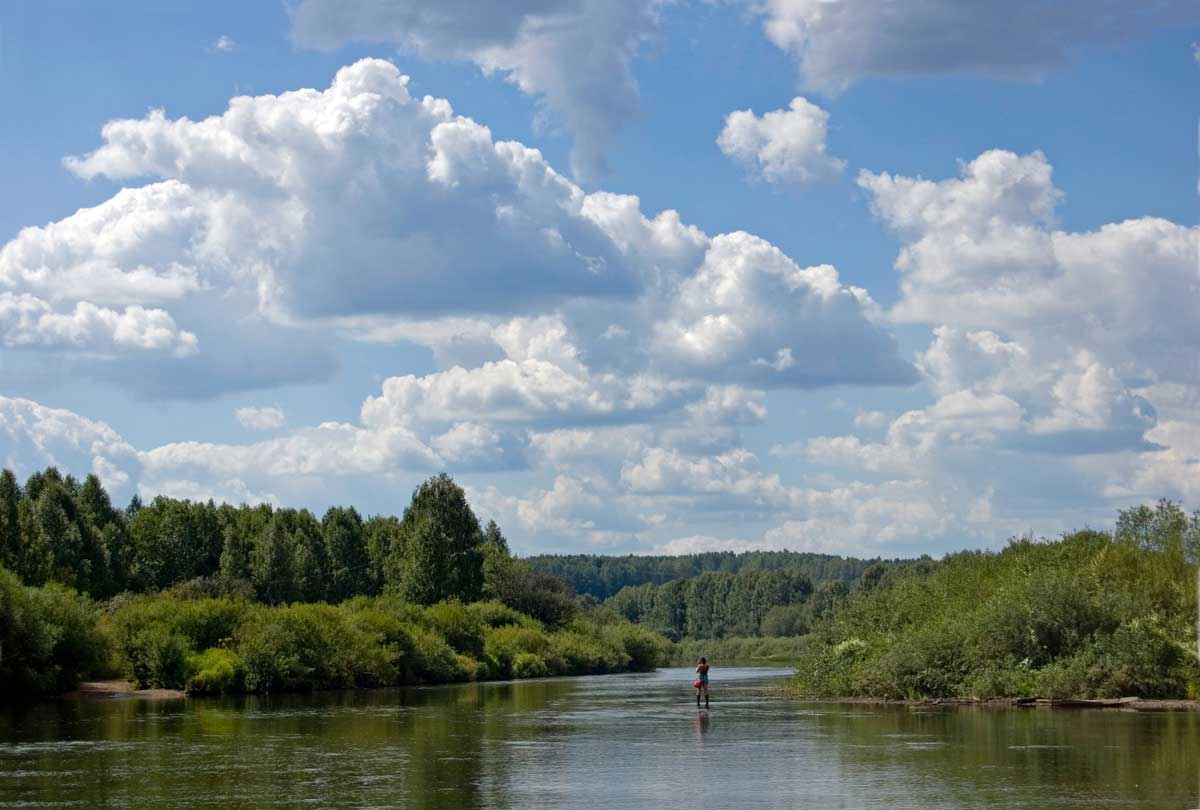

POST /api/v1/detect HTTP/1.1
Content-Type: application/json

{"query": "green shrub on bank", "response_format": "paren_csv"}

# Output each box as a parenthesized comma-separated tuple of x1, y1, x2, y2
(186, 648, 244, 694)
(0, 568, 110, 693)
(788, 511, 1200, 700)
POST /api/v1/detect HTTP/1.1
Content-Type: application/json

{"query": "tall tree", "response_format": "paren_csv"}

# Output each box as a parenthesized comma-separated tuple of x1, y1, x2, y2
(0, 470, 20, 572)
(323, 506, 370, 602)
(251, 518, 298, 605)
(385, 474, 484, 605)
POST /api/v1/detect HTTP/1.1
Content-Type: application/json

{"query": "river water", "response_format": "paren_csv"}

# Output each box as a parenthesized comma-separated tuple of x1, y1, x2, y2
(1, 666, 1196, 809)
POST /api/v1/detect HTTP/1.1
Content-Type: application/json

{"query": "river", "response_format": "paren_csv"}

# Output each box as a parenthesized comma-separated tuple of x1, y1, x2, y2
(1, 666, 1196, 809)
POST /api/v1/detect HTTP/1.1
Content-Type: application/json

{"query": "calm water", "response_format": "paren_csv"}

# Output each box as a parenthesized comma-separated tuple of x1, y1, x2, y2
(1, 667, 1197, 809)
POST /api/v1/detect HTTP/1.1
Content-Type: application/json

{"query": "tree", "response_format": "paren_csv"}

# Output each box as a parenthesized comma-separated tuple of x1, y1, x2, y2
(288, 509, 330, 602)
(1116, 499, 1200, 564)
(251, 518, 297, 605)
(385, 474, 483, 605)
(0, 470, 20, 572)
(482, 520, 509, 554)
(323, 506, 371, 602)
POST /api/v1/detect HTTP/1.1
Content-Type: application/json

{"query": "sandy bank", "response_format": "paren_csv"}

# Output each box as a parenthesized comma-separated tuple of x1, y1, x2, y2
(61, 680, 186, 701)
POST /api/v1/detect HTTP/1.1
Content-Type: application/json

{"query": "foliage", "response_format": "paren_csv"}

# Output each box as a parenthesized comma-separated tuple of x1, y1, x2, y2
(606, 569, 814, 640)
(527, 549, 885, 601)
(88, 589, 666, 697)
(669, 635, 810, 665)
(0, 566, 110, 694)
(788, 503, 1200, 700)
(384, 474, 484, 605)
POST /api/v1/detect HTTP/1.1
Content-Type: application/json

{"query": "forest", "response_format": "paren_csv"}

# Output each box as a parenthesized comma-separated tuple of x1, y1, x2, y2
(526, 550, 881, 600)
(0, 467, 666, 696)
(788, 501, 1200, 700)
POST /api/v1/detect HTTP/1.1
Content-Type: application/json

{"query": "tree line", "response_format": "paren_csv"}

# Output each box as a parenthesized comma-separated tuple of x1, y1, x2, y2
(0, 467, 574, 625)
(603, 569, 847, 640)
(526, 550, 884, 601)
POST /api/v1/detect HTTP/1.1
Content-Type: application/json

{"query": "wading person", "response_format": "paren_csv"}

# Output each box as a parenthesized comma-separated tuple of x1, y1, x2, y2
(694, 657, 710, 708)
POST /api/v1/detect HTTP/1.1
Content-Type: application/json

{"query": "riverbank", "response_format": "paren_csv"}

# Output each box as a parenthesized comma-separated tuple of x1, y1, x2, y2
(789, 695, 1200, 712)
(61, 680, 186, 701)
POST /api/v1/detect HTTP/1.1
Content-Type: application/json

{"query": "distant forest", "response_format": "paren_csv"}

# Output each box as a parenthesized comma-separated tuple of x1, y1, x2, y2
(525, 551, 889, 601)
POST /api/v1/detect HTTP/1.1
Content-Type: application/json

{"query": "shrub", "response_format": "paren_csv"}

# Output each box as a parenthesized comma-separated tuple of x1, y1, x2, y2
(236, 604, 371, 692)
(186, 647, 245, 694)
(468, 600, 537, 629)
(0, 568, 109, 694)
(512, 652, 549, 679)
(484, 625, 553, 677)
(408, 626, 468, 682)
(424, 601, 485, 658)
(127, 625, 192, 689)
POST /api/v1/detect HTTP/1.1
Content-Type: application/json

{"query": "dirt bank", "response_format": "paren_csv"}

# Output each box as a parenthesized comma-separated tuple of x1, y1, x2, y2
(61, 680, 186, 701)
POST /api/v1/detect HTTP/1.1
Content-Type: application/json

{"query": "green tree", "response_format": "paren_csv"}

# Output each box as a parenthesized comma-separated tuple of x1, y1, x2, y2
(0, 470, 20, 572)
(386, 474, 484, 605)
(323, 506, 371, 602)
(251, 518, 298, 605)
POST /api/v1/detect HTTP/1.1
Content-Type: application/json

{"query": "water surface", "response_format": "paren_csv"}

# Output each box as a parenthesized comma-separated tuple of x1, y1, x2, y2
(1, 667, 1196, 809)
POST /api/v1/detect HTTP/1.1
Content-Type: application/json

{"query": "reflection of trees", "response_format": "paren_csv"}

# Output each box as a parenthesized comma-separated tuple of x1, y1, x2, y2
(809, 705, 1200, 808)
(0, 680, 580, 810)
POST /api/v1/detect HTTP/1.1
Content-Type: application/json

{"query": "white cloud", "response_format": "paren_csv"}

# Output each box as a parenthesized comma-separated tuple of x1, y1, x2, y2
(853, 409, 888, 430)
(290, 0, 663, 179)
(717, 96, 844, 184)
(759, 0, 1196, 92)
(651, 232, 915, 387)
(0, 293, 197, 356)
(234, 406, 286, 431)
(0, 397, 139, 496)
(210, 35, 236, 53)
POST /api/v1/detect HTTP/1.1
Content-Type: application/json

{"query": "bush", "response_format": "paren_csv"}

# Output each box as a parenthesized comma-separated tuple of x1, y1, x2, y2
(236, 604, 375, 692)
(424, 601, 485, 658)
(788, 521, 1200, 700)
(127, 625, 192, 689)
(408, 626, 468, 683)
(186, 647, 245, 694)
(468, 600, 537, 629)
(0, 568, 110, 694)
(512, 652, 549, 679)
(484, 625, 553, 677)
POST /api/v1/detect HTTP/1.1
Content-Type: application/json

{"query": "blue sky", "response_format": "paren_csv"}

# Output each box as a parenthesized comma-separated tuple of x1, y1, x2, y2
(1, 1, 1197, 557)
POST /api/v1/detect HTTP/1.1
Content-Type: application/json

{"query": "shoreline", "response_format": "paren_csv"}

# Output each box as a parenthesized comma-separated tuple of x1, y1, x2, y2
(59, 680, 187, 701)
(790, 695, 1200, 712)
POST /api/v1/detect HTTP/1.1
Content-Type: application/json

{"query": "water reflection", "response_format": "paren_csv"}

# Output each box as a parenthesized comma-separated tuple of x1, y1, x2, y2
(0, 668, 1195, 809)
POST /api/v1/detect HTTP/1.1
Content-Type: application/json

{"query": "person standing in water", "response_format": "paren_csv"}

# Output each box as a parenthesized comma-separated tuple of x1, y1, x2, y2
(695, 657, 710, 708)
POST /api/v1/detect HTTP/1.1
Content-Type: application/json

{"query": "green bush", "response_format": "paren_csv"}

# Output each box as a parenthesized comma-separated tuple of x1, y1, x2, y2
(0, 568, 110, 694)
(788, 518, 1200, 700)
(127, 625, 192, 689)
(408, 626, 468, 682)
(468, 600, 537, 629)
(186, 647, 244, 694)
(512, 652, 549, 679)
(424, 600, 485, 658)
(236, 604, 376, 692)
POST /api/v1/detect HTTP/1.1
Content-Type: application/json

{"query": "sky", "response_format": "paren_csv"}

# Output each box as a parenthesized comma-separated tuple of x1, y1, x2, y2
(0, 1, 1197, 558)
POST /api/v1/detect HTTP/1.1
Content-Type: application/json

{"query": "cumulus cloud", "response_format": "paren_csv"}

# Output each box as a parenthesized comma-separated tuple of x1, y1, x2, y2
(234, 406, 286, 431)
(651, 232, 915, 387)
(0, 397, 139, 496)
(209, 35, 236, 53)
(759, 0, 1196, 92)
(2, 60, 911, 405)
(290, 0, 663, 179)
(0, 293, 197, 356)
(717, 97, 844, 184)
